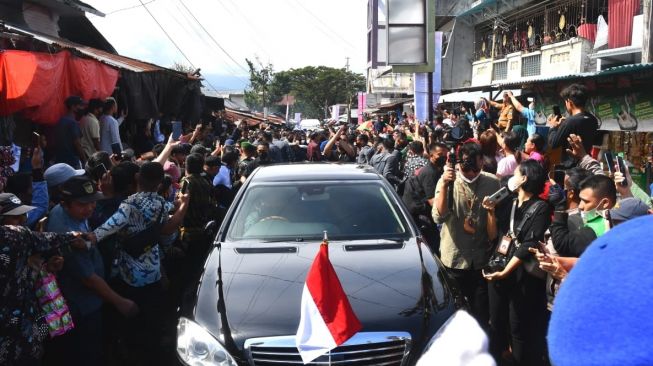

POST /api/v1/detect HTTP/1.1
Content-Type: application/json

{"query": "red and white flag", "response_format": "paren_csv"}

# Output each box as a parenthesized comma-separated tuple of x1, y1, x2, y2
(295, 241, 362, 364)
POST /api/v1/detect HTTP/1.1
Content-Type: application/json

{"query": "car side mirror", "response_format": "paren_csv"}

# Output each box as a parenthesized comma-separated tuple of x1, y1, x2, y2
(204, 220, 218, 237)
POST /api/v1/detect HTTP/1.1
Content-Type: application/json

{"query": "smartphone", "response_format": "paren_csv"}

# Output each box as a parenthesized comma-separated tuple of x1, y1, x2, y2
(488, 187, 510, 205)
(111, 143, 122, 156)
(537, 241, 550, 256)
(552, 106, 562, 119)
(172, 121, 183, 141)
(604, 151, 615, 175)
(32, 132, 40, 148)
(616, 156, 628, 187)
(552, 170, 566, 186)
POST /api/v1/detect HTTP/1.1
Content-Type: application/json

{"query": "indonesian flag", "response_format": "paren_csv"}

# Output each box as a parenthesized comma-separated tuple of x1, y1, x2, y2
(295, 241, 362, 364)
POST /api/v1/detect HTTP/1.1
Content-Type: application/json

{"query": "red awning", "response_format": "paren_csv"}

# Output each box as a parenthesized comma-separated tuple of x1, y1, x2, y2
(0, 50, 119, 124)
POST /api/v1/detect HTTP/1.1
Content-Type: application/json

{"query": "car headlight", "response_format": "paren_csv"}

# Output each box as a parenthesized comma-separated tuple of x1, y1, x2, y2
(177, 317, 238, 366)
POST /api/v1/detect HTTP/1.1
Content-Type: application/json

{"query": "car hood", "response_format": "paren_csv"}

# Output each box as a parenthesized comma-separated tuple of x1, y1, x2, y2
(188, 239, 459, 362)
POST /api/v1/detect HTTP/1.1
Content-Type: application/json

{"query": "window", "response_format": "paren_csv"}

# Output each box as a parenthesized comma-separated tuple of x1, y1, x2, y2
(493, 61, 508, 80)
(227, 182, 411, 241)
(387, 0, 426, 64)
(521, 54, 541, 77)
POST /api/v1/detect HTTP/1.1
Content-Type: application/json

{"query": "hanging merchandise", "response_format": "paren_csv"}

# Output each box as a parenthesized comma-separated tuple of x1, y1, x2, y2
(595, 15, 609, 49)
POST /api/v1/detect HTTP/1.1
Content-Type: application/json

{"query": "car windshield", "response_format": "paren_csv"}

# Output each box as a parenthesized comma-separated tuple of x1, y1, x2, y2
(227, 181, 411, 242)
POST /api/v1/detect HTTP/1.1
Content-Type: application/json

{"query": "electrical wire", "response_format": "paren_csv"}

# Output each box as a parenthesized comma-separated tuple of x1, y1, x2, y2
(106, 0, 158, 15)
(137, 0, 222, 92)
(177, 0, 250, 74)
(289, 0, 358, 51)
(171, 0, 250, 85)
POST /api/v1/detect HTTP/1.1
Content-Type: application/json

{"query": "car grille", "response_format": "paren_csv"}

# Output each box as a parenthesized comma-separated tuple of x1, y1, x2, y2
(244, 332, 411, 366)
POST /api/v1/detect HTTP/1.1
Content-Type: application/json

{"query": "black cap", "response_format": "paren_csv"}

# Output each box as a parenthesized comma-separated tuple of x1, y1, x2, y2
(60, 176, 103, 203)
(65, 96, 86, 108)
(0, 193, 35, 216)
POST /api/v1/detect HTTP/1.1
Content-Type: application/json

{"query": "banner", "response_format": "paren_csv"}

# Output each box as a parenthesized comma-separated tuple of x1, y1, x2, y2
(414, 32, 443, 123)
(357, 92, 366, 124)
(531, 91, 653, 132)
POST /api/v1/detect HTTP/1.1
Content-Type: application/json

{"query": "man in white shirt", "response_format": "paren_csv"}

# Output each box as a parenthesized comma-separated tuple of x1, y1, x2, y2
(79, 99, 103, 160)
(99, 98, 125, 153)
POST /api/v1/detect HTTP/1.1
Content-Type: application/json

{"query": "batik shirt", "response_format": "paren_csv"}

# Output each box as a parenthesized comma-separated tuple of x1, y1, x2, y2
(404, 155, 429, 178)
(0, 226, 76, 366)
(94, 192, 173, 287)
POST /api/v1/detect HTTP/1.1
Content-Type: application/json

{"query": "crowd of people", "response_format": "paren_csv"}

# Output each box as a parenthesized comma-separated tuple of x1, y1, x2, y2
(1, 82, 652, 366)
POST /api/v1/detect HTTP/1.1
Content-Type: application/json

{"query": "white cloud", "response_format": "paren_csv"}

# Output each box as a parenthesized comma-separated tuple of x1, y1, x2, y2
(86, 0, 368, 89)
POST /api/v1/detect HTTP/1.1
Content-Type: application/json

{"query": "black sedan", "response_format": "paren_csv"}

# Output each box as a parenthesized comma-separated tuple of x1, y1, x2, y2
(176, 163, 466, 366)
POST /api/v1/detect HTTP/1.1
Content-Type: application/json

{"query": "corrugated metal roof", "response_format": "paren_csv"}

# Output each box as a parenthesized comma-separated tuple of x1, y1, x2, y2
(3, 23, 188, 74)
(491, 63, 653, 88)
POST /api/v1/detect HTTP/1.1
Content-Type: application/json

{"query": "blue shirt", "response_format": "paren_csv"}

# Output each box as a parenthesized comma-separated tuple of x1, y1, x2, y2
(99, 114, 122, 154)
(54, 115, 82, 168)
(522, 108, 537, 136)
(26, 181, 48, 229)
(47, 204, 104, 316)
(213, 165, 232, 188)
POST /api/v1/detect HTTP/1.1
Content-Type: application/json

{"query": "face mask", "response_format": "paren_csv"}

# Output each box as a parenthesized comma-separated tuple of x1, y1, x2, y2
(460, 172, 480, 184)
(461, 158, 480, 173)
(581, 200, 607, 223)
(581, 208, 601, 224)
(507, 176, 523, 192)
(434, 156, 446, 168)
(259, 152, 269, 160)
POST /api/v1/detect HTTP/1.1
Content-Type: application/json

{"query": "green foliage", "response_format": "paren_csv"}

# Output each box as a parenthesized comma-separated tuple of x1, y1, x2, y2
(244, 58, 275, 112)
(244, 61, 366, 119)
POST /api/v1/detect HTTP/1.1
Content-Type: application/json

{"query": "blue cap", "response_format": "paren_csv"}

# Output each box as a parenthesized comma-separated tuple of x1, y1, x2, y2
(225, 139, 235, 146)
(609, 197, 649, 222)
(548, 215, 653, 365)
(44, 163, 86, 187)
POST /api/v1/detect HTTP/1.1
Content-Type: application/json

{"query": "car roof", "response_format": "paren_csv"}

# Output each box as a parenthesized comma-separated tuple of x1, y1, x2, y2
(250, 163, 383, 182)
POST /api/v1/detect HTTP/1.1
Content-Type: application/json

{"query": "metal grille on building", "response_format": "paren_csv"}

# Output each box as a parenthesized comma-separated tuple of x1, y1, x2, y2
(493, 61, 508, 80)
(521, 54, 541, 77)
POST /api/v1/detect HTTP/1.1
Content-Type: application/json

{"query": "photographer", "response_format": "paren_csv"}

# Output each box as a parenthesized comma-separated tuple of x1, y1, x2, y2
(483, 160, 551, 365)
(433, 142, 500, 326)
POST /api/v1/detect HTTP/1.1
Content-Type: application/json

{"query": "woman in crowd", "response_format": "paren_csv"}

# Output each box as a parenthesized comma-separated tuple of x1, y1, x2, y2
(483, 159, 551, 365)
(496, 131, 523, 178)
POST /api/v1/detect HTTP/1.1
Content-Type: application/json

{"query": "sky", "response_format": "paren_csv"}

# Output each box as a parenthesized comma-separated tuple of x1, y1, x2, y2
(85, 0, 368, 92)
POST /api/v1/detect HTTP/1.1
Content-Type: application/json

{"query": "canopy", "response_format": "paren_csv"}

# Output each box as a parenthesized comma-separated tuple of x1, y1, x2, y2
(0, 50, 118, 124)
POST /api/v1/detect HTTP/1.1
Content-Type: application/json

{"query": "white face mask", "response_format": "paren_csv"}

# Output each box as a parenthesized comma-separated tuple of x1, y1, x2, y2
(460, 172, 480, 184)
(507, 175, 523, 192)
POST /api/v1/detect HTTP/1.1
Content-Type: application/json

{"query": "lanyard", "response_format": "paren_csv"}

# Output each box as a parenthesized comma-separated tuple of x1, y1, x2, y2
(509, 200, 517, 237)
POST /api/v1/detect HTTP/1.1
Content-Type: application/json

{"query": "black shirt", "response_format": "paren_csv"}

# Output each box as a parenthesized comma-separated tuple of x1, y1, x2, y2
(417, 162, 442, 201)
(548, 111, 598, 164)
(509, 198, 551, 261)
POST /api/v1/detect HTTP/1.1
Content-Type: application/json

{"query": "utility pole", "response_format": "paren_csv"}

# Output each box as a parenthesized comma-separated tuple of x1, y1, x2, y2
(345, 57, 352, 125)
(644, 0, 653, 63)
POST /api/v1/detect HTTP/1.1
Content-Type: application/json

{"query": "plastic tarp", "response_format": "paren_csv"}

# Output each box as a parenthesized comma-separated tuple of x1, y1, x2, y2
(116, 70, 203, 122)
(0, 50, 119, 125)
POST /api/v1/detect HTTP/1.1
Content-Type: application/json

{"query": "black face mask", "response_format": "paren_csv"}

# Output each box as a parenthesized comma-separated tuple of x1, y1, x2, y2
(461, 158, 480, 173)
(434, 156, 447, 168)
(259, 152, 269, 161)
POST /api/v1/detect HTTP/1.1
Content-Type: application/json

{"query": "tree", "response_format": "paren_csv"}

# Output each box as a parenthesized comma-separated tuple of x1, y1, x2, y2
(171, 61, 195, 74)
(272, 66, 365, 118)
(244, 58, 275, 112)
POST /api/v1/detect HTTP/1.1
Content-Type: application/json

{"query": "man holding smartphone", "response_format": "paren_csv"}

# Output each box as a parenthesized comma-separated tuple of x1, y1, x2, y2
(547, 84, 598, 165)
